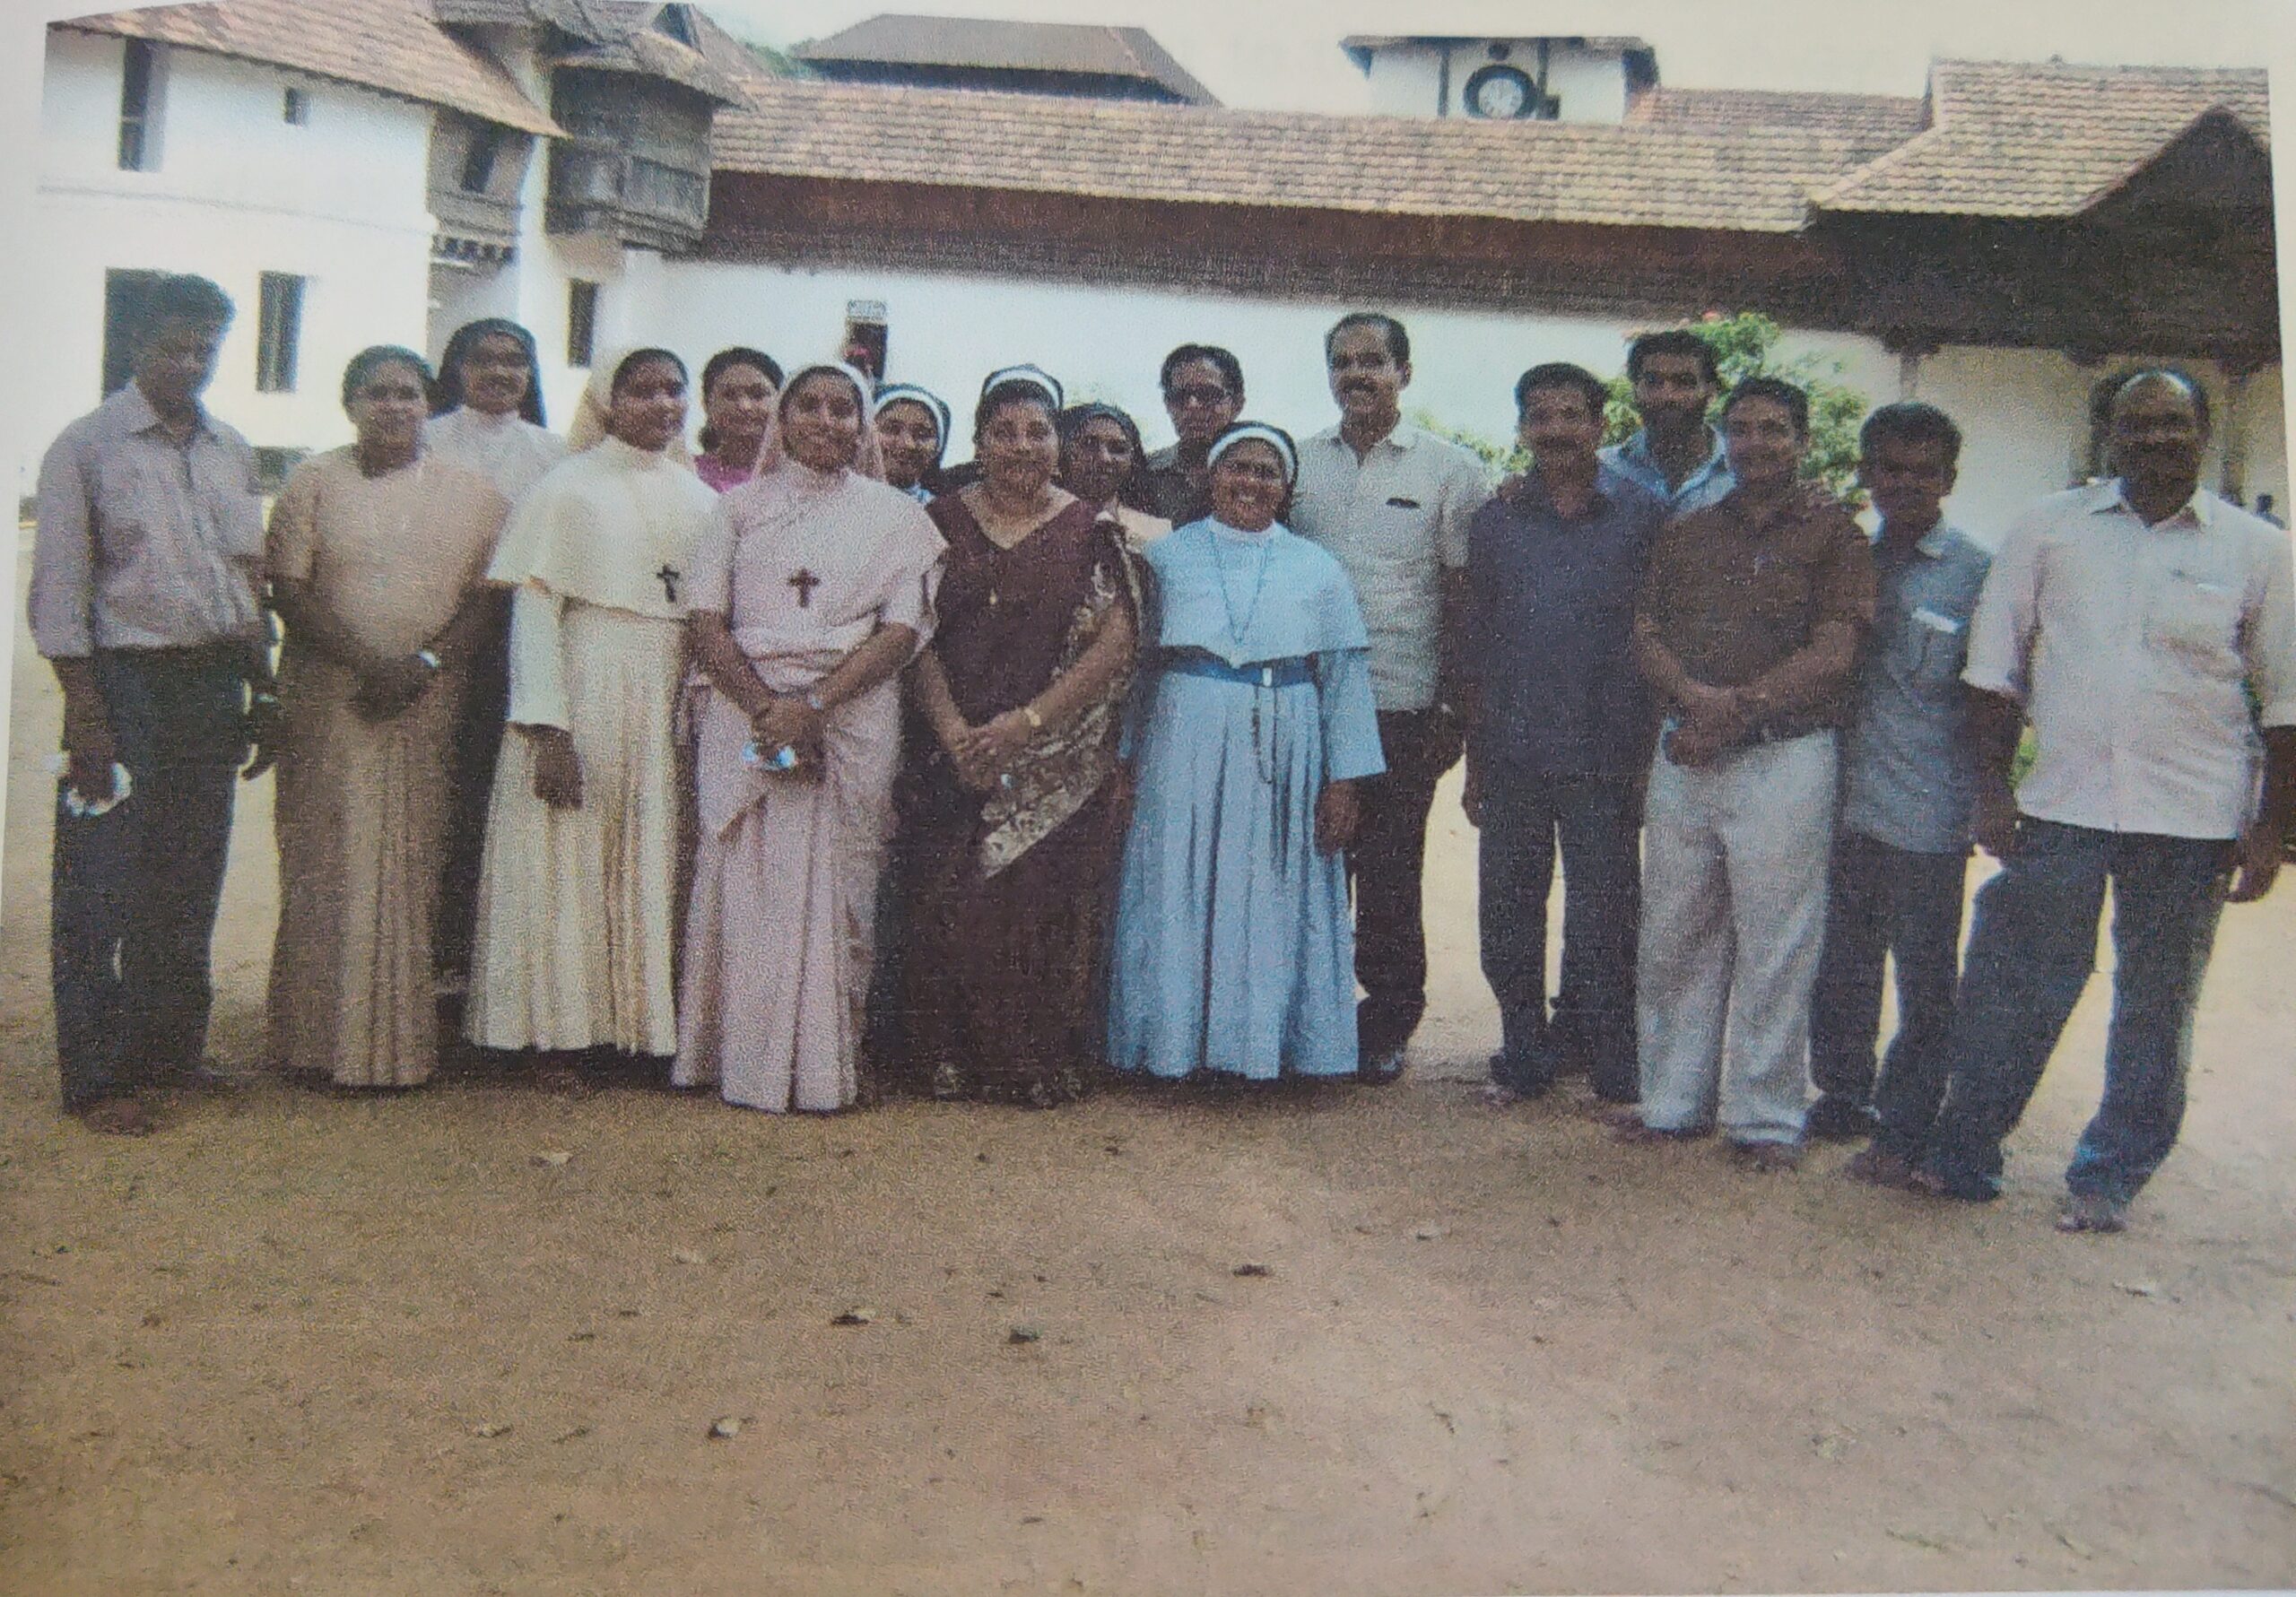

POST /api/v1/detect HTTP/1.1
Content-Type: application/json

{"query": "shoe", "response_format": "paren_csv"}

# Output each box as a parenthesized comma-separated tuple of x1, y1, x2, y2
(2055, 1193, 2129, 1234)
(1359, 1045, 1408, 1086)
(1728, 1139, 1803, 1173)
(1909, 1165, 1999, 1203)
(1612, 1115, 1707, 1145)
(1485, 1052, 1550, 1101)
(1843, 1146, 1920, 1189)
(1805, 1095, 1880, 1141)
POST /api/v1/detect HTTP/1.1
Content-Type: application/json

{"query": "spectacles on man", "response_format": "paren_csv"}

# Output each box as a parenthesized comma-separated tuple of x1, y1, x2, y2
(1165, 384, 1231, 408)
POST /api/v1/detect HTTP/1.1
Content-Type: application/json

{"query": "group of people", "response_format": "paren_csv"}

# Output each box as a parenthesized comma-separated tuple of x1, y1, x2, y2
(31, 274, 2294, 1236)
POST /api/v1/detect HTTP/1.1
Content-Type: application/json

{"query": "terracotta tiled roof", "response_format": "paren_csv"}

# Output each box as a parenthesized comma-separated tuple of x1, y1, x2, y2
(558, 4, 749, 106)
(56, 0, 561, 135)
(796, 14, 1215, 105)
(1813, 57, 2270, 216)
(1625, 86, 1930, 161)
(712, 76, 1872, 232)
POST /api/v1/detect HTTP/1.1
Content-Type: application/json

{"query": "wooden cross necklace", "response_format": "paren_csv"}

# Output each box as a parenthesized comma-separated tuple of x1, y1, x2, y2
(788, 568, 822, 608)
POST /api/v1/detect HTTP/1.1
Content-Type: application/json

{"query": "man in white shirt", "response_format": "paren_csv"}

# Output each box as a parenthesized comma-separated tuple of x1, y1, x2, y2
(1912, 369, 2296, 1232)
(1289, 312, 1492, 1078)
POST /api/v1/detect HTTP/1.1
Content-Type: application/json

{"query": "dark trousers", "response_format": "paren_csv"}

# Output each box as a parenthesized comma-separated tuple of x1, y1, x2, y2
(50, 647, 248, 1108)
(1348, 708, 1461, 1054)
(1919, 820, 2231, 1203)
(1477, 768, 1640, 1100)
(1809, 830, 1970, 1148)
(433, 595, 509, 981)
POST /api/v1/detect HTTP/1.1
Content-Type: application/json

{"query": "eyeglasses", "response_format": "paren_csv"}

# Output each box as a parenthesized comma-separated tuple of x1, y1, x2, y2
(1164, 385, 1232, 408)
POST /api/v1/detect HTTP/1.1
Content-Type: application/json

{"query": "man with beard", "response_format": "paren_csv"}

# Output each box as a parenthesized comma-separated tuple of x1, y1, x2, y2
(1599, 329, 1733, 516)
(1909, 369, 2296, 1233)
(1459, 364, 1664, 1106)
(30, 273, 275, 1133)
(1142, 343, 1244, 525)
(1290, 312, 1492, 1080)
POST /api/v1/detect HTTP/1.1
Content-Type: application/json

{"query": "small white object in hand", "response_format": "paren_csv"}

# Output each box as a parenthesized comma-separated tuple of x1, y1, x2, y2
(47, 756, 133, 820)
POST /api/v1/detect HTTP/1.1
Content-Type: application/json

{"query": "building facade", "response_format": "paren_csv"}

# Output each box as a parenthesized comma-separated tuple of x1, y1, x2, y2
(18, 4, 2284, 544)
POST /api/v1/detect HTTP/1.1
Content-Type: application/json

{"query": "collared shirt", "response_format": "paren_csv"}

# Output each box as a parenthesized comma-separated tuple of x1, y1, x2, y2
(1635, 482, 1876, 737)
(1142, 444, 1210, 526)
(1597, 426, 1734, 516)
(1965, 480, 2296, 840)
(1464, 467, 1665, 777)
(1840, 520, 1993, 854)
(30, 384, 267, 658)
(1289, 421, 1493, 711)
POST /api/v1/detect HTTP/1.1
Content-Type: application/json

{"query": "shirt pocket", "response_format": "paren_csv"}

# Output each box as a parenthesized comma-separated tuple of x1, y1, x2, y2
(2145, 568, 2245, 680)
(1901, 606, 1968, 691)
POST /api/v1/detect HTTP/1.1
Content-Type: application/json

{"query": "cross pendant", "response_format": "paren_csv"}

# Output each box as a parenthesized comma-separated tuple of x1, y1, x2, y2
(656, 565, 681, 604)
(789, 568, 822, 608)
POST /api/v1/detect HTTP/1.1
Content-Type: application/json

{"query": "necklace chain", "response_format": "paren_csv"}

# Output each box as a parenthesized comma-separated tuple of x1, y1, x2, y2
(1205, 523, 1273, 652)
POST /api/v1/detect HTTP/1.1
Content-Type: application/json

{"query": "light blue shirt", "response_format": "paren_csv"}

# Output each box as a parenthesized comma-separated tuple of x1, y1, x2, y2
(1596, 426, 1734, 516)
(1839, 520, 1992, 854)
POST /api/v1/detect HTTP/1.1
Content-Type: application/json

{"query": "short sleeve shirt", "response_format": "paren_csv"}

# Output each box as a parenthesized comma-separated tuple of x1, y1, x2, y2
(1596, 427, 1734, 516)
(1839, 522, 1993, 854)
(1964, 482, 2296, 840)
(1635, 483, 1877, 735)
(1288, 423, 1492, 712)
(1464, 470, 1665, 777)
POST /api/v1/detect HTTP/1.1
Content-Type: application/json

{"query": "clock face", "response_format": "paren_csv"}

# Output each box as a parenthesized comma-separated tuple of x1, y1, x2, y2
(1465, 65, 1535, 119)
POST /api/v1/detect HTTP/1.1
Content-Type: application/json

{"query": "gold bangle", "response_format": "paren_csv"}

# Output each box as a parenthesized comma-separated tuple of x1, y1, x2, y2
(1021, 705, 1044, 732)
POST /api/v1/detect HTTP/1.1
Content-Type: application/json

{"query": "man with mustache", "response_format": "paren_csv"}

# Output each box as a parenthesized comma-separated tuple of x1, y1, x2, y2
(1290, 312, 1493, 1081)
(30, 273, 275, 1134)
(1459, 364, 1665, 1106)
(1625, 377, 1874, 1171)
(1143, 343, 1244, 526)
(1910, 369, 2296, 1233)
(1598, 329, 1734, 516)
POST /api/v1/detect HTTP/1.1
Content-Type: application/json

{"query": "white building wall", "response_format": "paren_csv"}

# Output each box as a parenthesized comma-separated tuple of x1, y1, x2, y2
(1544, 49, 1632, 124)
(631, 256, 2288, 542)
(21, 32, 439, 485)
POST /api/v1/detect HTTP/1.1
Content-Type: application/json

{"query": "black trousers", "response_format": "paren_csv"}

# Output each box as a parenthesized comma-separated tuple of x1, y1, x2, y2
(1347, 707, 1462, 1055)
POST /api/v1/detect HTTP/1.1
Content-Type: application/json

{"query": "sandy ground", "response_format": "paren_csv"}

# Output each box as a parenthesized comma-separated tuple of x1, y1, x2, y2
(1, 535, 2292, 1595)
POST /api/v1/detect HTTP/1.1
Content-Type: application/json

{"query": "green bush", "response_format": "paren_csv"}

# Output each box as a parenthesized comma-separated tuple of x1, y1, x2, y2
(1414, 310, 1871, 503)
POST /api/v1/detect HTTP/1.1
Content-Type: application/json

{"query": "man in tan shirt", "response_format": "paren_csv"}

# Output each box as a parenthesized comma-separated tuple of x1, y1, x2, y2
(1623, 377, 1876, 1169)
(30, 274, 274, 1134)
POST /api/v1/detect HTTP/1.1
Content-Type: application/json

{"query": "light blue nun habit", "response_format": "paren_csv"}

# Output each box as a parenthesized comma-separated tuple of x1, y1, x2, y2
(1106, 515, 1386, 1080)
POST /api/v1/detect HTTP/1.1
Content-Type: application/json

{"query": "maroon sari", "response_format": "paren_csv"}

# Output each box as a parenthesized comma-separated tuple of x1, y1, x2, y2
(893, 492, 1141, 1105)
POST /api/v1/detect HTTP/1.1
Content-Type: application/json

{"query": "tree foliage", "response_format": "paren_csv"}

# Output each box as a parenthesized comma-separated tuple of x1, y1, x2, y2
(1414, 311, 1871, 503)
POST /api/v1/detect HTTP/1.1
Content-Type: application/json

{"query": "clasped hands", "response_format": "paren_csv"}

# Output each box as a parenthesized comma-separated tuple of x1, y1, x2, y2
(942, 709, 1036, 793)
(1664, 681, 1761, 768)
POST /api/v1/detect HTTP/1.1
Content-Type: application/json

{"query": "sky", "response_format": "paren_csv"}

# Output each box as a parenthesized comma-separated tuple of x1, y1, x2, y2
(705, 0, 2292, 109)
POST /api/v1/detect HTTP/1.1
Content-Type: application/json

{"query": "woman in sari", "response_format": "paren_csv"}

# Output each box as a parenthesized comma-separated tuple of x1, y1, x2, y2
(894, 367, 1144, 1107)
(1107, 423, 1385, 1084)
(874, 384, 951, 504)
(267, 347, 508, 1088)
(674, 362, 944, 1113)
(1058, 403, 1170, 550)
(423, 317, 566, 994)
(694, 346, 783, 494)
(465, 349, 718, 1088)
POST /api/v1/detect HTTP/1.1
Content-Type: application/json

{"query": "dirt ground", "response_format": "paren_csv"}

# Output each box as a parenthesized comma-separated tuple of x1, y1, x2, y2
(1, 536, 2292, 1596)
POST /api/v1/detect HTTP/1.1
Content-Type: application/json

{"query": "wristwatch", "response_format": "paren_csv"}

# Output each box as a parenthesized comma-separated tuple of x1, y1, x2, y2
(803, 690, 829, 714)
(414, 647, 444, 673)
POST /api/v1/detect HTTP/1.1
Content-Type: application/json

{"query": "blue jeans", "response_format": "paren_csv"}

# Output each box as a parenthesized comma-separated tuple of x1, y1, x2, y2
(50, 647, 248, 1107)
(1808, 829, 1969, 1151)
(1920, 820, 2231, 1202)
(1476, 768, 1639, 1099)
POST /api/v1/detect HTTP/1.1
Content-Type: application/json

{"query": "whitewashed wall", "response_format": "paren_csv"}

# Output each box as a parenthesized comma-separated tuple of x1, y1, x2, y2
(633, 256, 2289, 539)
(21, 32, 438, 482)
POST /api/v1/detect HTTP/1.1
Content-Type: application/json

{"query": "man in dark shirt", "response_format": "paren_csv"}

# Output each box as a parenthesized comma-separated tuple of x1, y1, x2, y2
(1624, 377, 1876, 1170)
(1462, 363, 1665, 1104)
(1142, 343, 1243, 525)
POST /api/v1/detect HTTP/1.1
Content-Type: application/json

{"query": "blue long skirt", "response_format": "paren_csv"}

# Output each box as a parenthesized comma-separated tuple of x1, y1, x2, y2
(1106, 669, 1359, 1080)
